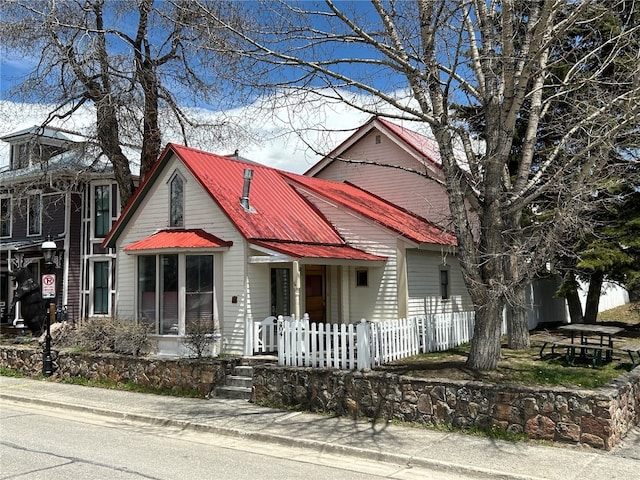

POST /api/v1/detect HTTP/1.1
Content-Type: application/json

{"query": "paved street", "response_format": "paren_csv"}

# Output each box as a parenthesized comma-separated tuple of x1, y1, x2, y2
(1, 376, 639, 480)
(1, 400, 471, 480)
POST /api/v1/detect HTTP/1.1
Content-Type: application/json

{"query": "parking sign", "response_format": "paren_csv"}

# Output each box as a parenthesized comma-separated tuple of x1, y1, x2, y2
(42, 274, 56, 299)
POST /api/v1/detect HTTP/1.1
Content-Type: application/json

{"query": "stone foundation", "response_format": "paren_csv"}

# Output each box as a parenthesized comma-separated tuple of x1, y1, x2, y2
(252, 365, 640, 450)
(0, 345, 240, 396)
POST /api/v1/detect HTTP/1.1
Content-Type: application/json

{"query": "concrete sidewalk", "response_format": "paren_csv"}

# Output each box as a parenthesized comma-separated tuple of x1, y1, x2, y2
(1, 375, 638, 480)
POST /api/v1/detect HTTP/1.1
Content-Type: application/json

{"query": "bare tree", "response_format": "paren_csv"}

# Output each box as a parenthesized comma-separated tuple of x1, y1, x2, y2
(192, 0, 640, 370)
(1, 0, 249, 206)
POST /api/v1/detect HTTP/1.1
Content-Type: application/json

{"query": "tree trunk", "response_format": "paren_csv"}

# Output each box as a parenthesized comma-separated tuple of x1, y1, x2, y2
(584, 271, 604, 324)
(507, 287, 530, 349)
(564, 271, 584, 323)
(467, 299, 504, 370)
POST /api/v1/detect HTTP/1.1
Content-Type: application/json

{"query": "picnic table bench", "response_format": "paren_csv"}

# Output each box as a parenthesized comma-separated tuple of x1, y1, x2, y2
(618, 343, 640, 367)
(537, 333, 615, 367)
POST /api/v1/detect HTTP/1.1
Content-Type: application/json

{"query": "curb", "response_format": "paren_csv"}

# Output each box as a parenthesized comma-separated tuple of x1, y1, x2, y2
(1, 391, 544, 480)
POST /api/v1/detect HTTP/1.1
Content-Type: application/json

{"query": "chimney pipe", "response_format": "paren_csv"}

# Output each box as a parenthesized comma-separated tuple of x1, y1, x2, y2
(240, 169, 253, 210)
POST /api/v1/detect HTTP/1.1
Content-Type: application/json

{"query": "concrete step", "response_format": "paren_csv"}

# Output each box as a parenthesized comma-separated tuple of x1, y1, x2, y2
(225, 375, 252, 388)
(212, 364, 254, 400)
(214, 385, 252, 400)
(234, 365, 254, 377)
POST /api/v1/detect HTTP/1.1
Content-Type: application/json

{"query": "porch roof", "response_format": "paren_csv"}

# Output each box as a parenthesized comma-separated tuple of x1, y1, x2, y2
(123, 229, 232, 252)
(250, 240, 386, 262)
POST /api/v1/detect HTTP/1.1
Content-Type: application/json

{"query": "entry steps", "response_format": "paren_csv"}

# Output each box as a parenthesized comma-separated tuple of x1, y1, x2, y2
(214, 365, 254, 400)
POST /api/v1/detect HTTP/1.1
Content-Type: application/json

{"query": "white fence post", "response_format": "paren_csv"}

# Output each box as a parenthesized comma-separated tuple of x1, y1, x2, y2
(356, 318, 371, 370)
(244, 316, 253, 356)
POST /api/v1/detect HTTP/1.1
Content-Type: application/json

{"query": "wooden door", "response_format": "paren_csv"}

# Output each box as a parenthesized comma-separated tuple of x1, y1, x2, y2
(304, 265, 325, 323)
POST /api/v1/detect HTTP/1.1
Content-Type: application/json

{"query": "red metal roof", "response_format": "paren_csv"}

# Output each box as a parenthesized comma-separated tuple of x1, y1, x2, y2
(283, 173, 457, 246)
(106, 142, 455, 260)
(172, 145, 344, 245)
(251, 241, 386, 261)
(123, 229, 232, 252)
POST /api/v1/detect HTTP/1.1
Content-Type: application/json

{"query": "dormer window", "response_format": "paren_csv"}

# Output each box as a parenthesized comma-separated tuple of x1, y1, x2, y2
(10, 143, 30, 170)
(27, 191, 42, 236)
(169, 172, 184, 227)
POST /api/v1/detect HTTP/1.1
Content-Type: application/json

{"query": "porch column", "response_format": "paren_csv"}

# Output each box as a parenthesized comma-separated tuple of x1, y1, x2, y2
(293, 261, 301, 320)
(340, 266, 349, 323)
(397, 241, 408, 318)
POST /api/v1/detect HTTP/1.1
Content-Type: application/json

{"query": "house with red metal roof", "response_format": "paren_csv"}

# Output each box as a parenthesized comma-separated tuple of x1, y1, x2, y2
(103, 142, 470, 357)
(307, 116, 570, 328)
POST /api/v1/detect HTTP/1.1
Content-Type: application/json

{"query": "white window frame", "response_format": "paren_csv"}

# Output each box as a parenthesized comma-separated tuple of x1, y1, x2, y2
(92, 182, 112, 240)
(89, 259, 112, 316)
(136, 252, 217, 336)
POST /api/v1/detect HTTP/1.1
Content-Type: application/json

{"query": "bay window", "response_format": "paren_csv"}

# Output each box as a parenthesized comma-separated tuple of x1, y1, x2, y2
(137, 253, 215, 335)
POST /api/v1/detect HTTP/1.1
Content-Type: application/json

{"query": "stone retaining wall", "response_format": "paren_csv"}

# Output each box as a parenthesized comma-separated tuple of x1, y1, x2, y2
(0, 345, 239, 396)
(252, 364, 640, 450)
(3, 344, 639, 450)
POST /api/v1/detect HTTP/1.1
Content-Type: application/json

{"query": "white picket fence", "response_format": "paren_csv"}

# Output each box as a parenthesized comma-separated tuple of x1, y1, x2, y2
(417, 311, 476, 352)
(248, 311, 494, 370)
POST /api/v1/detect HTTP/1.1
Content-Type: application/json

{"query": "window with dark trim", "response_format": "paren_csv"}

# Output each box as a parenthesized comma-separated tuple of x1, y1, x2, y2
(0, 196, 11, 237)
(27, 192, 41, 236)
(356, 269, 368, 287)
(169, 174, 184, 227)
(271, 268, 291, 316)
(440, 268, 450, 300)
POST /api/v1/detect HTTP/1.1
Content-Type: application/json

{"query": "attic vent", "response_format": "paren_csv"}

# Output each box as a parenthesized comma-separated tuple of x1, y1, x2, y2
(240, 168, 254, 210)
(375, 135, 381, 144)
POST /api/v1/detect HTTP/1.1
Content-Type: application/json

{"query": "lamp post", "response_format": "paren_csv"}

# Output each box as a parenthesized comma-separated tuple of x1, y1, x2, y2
(41, 237, 57, 377)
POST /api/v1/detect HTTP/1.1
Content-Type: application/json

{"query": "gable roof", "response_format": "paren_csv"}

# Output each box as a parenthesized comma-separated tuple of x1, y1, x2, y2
(304, 116, 443, 178)
(104, 143, 454, 259)
(283, 173, 456, 247)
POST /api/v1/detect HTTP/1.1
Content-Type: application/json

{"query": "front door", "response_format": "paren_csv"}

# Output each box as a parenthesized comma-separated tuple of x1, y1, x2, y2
(304, 265, 326, 323)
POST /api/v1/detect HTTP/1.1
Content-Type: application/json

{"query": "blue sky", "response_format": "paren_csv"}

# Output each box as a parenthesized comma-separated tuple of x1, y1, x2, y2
(0, 1, 421, 173)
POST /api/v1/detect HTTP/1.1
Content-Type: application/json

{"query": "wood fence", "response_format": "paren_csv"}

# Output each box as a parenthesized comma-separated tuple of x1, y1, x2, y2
(247, 310, 499, 370)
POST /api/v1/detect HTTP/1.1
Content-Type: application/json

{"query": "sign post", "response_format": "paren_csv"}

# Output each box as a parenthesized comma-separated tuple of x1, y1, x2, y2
(41, 273, 56, 376)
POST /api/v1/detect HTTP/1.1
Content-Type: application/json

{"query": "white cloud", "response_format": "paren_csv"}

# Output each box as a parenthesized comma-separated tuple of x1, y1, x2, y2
(1, 92, 376, 174)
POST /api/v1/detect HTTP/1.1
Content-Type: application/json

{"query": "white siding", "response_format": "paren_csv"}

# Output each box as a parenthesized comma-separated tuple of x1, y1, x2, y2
(113, 154, 248, 355)
(406, 249, 473, 315)
(295, 189, 400, 322)
(316, 130, 452, 227)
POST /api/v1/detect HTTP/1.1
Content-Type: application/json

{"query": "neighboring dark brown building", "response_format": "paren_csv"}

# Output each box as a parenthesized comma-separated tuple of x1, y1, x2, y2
(0, 126, 123, 329)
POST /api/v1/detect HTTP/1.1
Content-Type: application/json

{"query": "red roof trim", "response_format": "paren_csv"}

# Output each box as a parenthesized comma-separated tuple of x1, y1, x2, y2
(304, 116, 443, 177)
(282, 173, 457, 246)
(123, 229, 232, 252)
(251, 240, 386, 261)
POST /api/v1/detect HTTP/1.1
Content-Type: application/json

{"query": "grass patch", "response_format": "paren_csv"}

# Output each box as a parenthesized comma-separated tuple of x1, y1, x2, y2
(0, 366, 27, 378)
(382, 303, 640, 389)
(383, 343, 633, 389)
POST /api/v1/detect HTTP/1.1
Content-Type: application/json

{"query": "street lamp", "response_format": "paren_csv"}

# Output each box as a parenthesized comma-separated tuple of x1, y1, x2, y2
(41, 237, 57, 377)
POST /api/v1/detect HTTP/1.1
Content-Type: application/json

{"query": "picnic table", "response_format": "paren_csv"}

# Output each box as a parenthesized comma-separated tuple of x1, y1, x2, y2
(539, 324, 625, 367)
